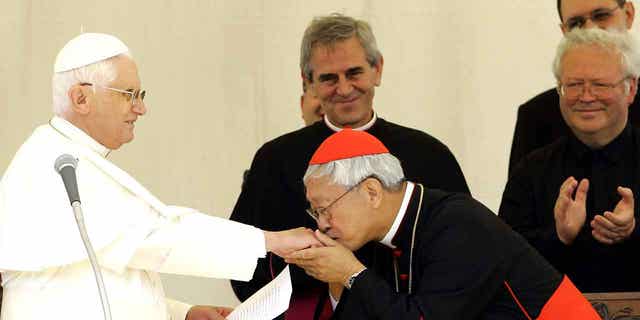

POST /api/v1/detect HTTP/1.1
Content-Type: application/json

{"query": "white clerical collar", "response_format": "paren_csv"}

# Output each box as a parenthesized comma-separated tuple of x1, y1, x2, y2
(380, 181, 414, 248)
(49, 116, 111, 157)
(324, 112, 377, 132)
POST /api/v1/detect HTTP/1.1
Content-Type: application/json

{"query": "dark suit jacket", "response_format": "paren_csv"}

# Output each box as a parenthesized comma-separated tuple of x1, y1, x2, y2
(508, 87, 640, 176)
(325, 186, 566, 320)
(500, 125, 640, 292)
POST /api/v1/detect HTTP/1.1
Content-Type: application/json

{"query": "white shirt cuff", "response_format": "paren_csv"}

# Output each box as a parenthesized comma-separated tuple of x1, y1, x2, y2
(329, 291, 339, 310)
(166, 298, 192, 320)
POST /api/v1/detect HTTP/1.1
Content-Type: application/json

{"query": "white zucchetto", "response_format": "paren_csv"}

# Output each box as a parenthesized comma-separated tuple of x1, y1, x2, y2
(54, 33, 129, 73)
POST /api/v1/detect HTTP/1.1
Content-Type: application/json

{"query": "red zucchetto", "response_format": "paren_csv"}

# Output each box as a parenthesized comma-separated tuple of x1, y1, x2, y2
(309, 129, 389, 165)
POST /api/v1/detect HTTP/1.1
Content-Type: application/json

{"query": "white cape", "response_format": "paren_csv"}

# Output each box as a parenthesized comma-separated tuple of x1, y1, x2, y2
(0, 117, 265, 319)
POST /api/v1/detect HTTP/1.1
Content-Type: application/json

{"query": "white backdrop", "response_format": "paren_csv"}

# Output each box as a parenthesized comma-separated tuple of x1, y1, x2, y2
(2, 0, 635, 308)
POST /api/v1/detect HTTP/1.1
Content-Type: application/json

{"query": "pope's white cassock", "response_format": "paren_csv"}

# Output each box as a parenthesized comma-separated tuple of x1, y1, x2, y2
(0, 116, 266, 319)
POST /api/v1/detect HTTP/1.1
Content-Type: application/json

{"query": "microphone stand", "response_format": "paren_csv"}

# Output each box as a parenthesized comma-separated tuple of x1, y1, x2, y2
(55, 154, 111, 320)
(72, 201, 112, 320)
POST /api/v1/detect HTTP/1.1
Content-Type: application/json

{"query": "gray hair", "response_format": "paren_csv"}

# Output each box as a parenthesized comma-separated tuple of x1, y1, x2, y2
(552, 28, 640, 81)
(300, 13, 382, 81)
(51, 52, 132, 116)
(303, 153, 405, 191)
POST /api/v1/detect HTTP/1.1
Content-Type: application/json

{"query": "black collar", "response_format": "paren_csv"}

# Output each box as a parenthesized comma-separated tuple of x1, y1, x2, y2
(568, 123, 632, 165)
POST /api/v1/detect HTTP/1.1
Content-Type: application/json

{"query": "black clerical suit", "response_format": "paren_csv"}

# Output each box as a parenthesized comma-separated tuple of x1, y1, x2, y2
(230, 117, 470, 316)
(508, 87, 640, 176)
(322, 184, 595, 320)
(500, 124, 640, 292)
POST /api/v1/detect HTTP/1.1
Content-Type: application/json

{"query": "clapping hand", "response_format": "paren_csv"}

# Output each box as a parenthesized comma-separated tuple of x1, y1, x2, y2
(591, 186, 635, 245)
(554, 177, 589, 245)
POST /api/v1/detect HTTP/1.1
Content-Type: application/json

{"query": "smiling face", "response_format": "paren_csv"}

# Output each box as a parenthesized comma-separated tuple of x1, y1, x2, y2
(308, 36, 382, 128)
(559, 44, 635, 147)
(86, 56, 147, 149)
(305, 175, 375, 251)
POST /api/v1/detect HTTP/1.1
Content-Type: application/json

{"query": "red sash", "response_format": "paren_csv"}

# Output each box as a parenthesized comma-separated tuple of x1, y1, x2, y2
(537, 276, 601, 320)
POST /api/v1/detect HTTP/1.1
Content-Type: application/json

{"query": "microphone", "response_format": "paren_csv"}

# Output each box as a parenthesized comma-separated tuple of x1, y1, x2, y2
(53, 154, 112, 320)
(54, 154, 81, 205)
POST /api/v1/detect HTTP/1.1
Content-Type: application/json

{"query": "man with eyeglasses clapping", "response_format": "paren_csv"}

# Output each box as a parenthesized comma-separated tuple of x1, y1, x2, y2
(500, 28, 640, 293)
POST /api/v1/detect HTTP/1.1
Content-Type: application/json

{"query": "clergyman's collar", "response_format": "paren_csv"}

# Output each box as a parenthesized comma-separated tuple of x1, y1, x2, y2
(324, 112, 377, 132)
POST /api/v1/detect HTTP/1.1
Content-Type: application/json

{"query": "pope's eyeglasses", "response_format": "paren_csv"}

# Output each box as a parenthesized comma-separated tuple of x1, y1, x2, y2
(81, 82, 146, 106)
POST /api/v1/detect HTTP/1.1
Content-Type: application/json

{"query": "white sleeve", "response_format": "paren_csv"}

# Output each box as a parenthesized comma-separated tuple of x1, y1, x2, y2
(125, 208, 266, 281)
(166, 298, 192, 320)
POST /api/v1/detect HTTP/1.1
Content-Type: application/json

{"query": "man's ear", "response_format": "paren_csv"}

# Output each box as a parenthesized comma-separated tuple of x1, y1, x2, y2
(361, 177, 383, 209)
(302, 70, 313, 85)
(627, 77, 638, 106)
(373, 56, 384, 86)
(302, 71, 318, 95)
(68, 84, 91, 115)
(624, 1, 635, 30)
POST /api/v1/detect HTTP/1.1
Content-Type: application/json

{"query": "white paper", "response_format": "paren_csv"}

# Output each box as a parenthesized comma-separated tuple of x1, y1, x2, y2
(227, 265, 293, 320)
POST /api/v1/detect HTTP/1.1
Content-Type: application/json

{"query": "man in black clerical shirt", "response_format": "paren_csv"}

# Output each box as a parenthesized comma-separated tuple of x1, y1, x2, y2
(500, 28, 640, 292)
(286, 129, 599, 320)
(230, 13, 469, 319)
(508, 0, 640, 176)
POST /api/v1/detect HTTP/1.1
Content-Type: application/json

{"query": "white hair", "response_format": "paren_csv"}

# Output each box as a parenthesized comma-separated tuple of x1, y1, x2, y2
(303, 153, 405, 191)
(552, 28, 640, 81)
(51, 52, 132, 116)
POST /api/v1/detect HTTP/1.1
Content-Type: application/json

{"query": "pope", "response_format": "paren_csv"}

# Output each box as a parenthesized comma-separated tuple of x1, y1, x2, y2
(0, 33, 319, 320)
